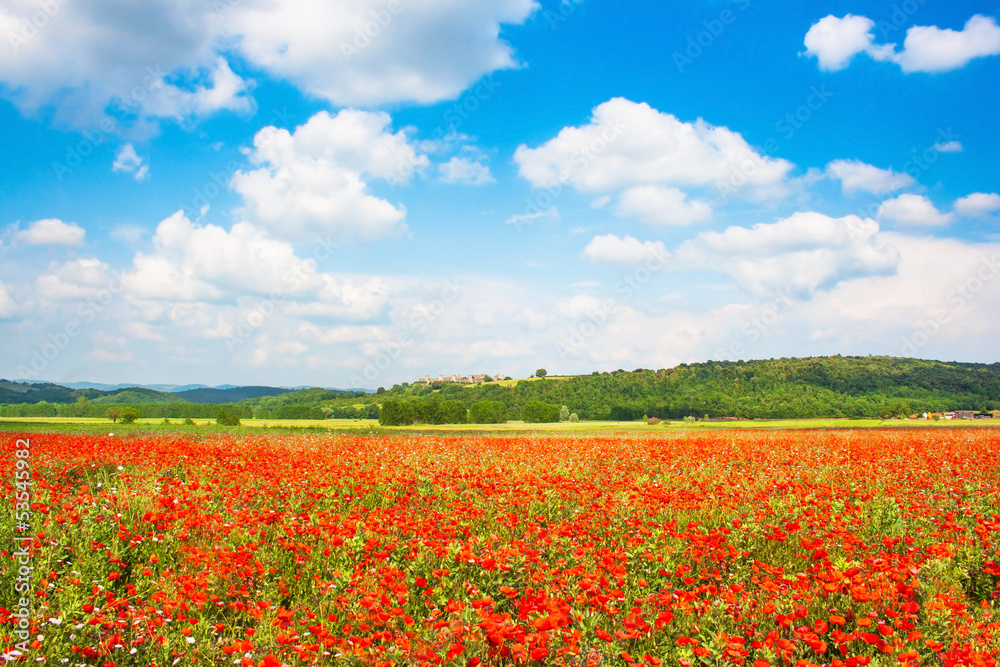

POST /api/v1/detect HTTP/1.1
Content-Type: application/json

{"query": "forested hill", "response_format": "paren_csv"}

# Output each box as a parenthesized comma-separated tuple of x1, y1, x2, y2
(3, 356, 999, 420)
(366, 356, 1000, 420)
(0, 381, 178, 405)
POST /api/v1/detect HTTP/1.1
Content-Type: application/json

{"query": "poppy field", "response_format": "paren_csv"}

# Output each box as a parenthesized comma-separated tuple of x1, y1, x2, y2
(2, 429, 1000, 667)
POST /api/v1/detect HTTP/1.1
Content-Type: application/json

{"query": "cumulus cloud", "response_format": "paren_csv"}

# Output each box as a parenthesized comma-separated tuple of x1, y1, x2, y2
(581, 234, 669, 265)
(34, 258, 115, 301)
(877, 194, 954, 227)
(119, 211, 392, 327)
(231, 109, 425, 243)
(14, 219, 86, 246)
(112, 144, 149, 180)
(438, 157, 495, 185)
(230, 0, 537, 106)
(673, 212, 900, 296)
(804, 14, 1000, 73)
(514, 97, 793, 200)
(616, 186, 712, 225)
(125, 211, 320, 301)
(954, 192, 1000, 218)
(284, 275, 390, 321)
(0, 282, 16, 318)
(802, 14, 890, 71)
(893, 15, 1000, 73)
(825, 159, 915, 195)
(0, 0, 252, 130)
(0, 0, 537, 129)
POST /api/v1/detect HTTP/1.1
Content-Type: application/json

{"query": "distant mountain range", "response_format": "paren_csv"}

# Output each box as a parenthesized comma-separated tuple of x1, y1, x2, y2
(55, 382, 319, 393)
(0, 380, 370, 405)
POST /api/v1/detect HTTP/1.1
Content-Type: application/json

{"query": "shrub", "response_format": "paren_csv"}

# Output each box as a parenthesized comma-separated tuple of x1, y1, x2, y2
(119, 408, 140, 424)
(439, 400, 469, 424)
(379, 400, 414, 426)
(522, 401, 560, 423)
(414, 399, 442, 424)
(216, 409, 241, 426)
(469, 401, 508, 424)
(647, 417, 661, 425)
(184, 417, 195, 425)
(568, 413, 579, 422)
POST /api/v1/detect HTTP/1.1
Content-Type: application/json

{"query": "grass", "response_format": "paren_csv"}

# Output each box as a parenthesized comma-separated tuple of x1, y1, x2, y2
(2, 415, 997, 439)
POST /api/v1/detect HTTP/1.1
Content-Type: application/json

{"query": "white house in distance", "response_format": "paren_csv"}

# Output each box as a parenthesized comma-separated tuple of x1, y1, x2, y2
(416, 373, 505, 385)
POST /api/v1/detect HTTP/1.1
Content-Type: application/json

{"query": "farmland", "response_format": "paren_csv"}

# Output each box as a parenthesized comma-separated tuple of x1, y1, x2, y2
(3, 429, 1000, 666)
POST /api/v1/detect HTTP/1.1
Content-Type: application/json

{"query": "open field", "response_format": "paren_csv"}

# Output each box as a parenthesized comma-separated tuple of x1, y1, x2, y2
(3, 428, 1000, 665)
(2, 416, 999, 438)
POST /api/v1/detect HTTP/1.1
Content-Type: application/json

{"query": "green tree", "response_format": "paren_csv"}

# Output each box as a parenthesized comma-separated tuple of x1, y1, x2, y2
(216, 409, 241, 426)
(522, 401, 560, 423)
(559, 405, 570, 421)
(469, 401, 508, 424)
(535, 369, 547, 378)
(379, 400, 414, 426)
(75, 395, 91, 417)
(105, 406, 122, 423)
(119, 407, 140, 424)
(439, 400, 468, 424)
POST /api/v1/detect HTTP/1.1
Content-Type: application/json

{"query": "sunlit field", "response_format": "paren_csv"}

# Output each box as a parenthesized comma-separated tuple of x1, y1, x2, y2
(3, 429, 999, 666)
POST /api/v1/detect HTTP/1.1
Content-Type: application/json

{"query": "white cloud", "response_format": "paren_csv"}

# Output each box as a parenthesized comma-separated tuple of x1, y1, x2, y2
(506, 206, 558, 226)
(933, 140, 963, 153)
(616, 186, 712, 225)
(581, 234, 669, 265)
(88, 333, 132, 363)
(955, 192, 1000, 218)
(0, 0, 252, 131)
(0, 0, 537, 129)
(803, 14, 888, 71)
(228, 0, 536, 106)
(825, 159, 915, 195)
(438, 157, 495, 185)
(673, 212, 900, 296)
(0, 282, 16, 318)
(877, 194, 954, 227)
(35, 258, 115, 301)
(15, 219, 86, 246)
(231, 109, 425, 243)
(125, 211, 320, 301)
(893, 15, 1000, 73)
(285, 275, 390, 321)
(804, 13, 1000, 74)
(121, 211, 392, 330)
(554, 294, 605, 320)
(112, 144, 149, 181)
(514, 97, 793, 199)
(804, 234, 1000, 354)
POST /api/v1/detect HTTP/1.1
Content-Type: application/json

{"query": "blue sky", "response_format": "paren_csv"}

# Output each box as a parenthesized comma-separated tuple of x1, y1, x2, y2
(1, 0, 999, 388)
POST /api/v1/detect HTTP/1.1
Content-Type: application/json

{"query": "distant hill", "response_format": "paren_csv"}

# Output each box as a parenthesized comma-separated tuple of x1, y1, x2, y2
(175, 386, 291, 404)
(56, 382, 197, 392)
(366, 356, 1000, 420)
(0, 380, 92, 405)
(5, 357, 1000, 420)
(89, 387, 185, 404)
